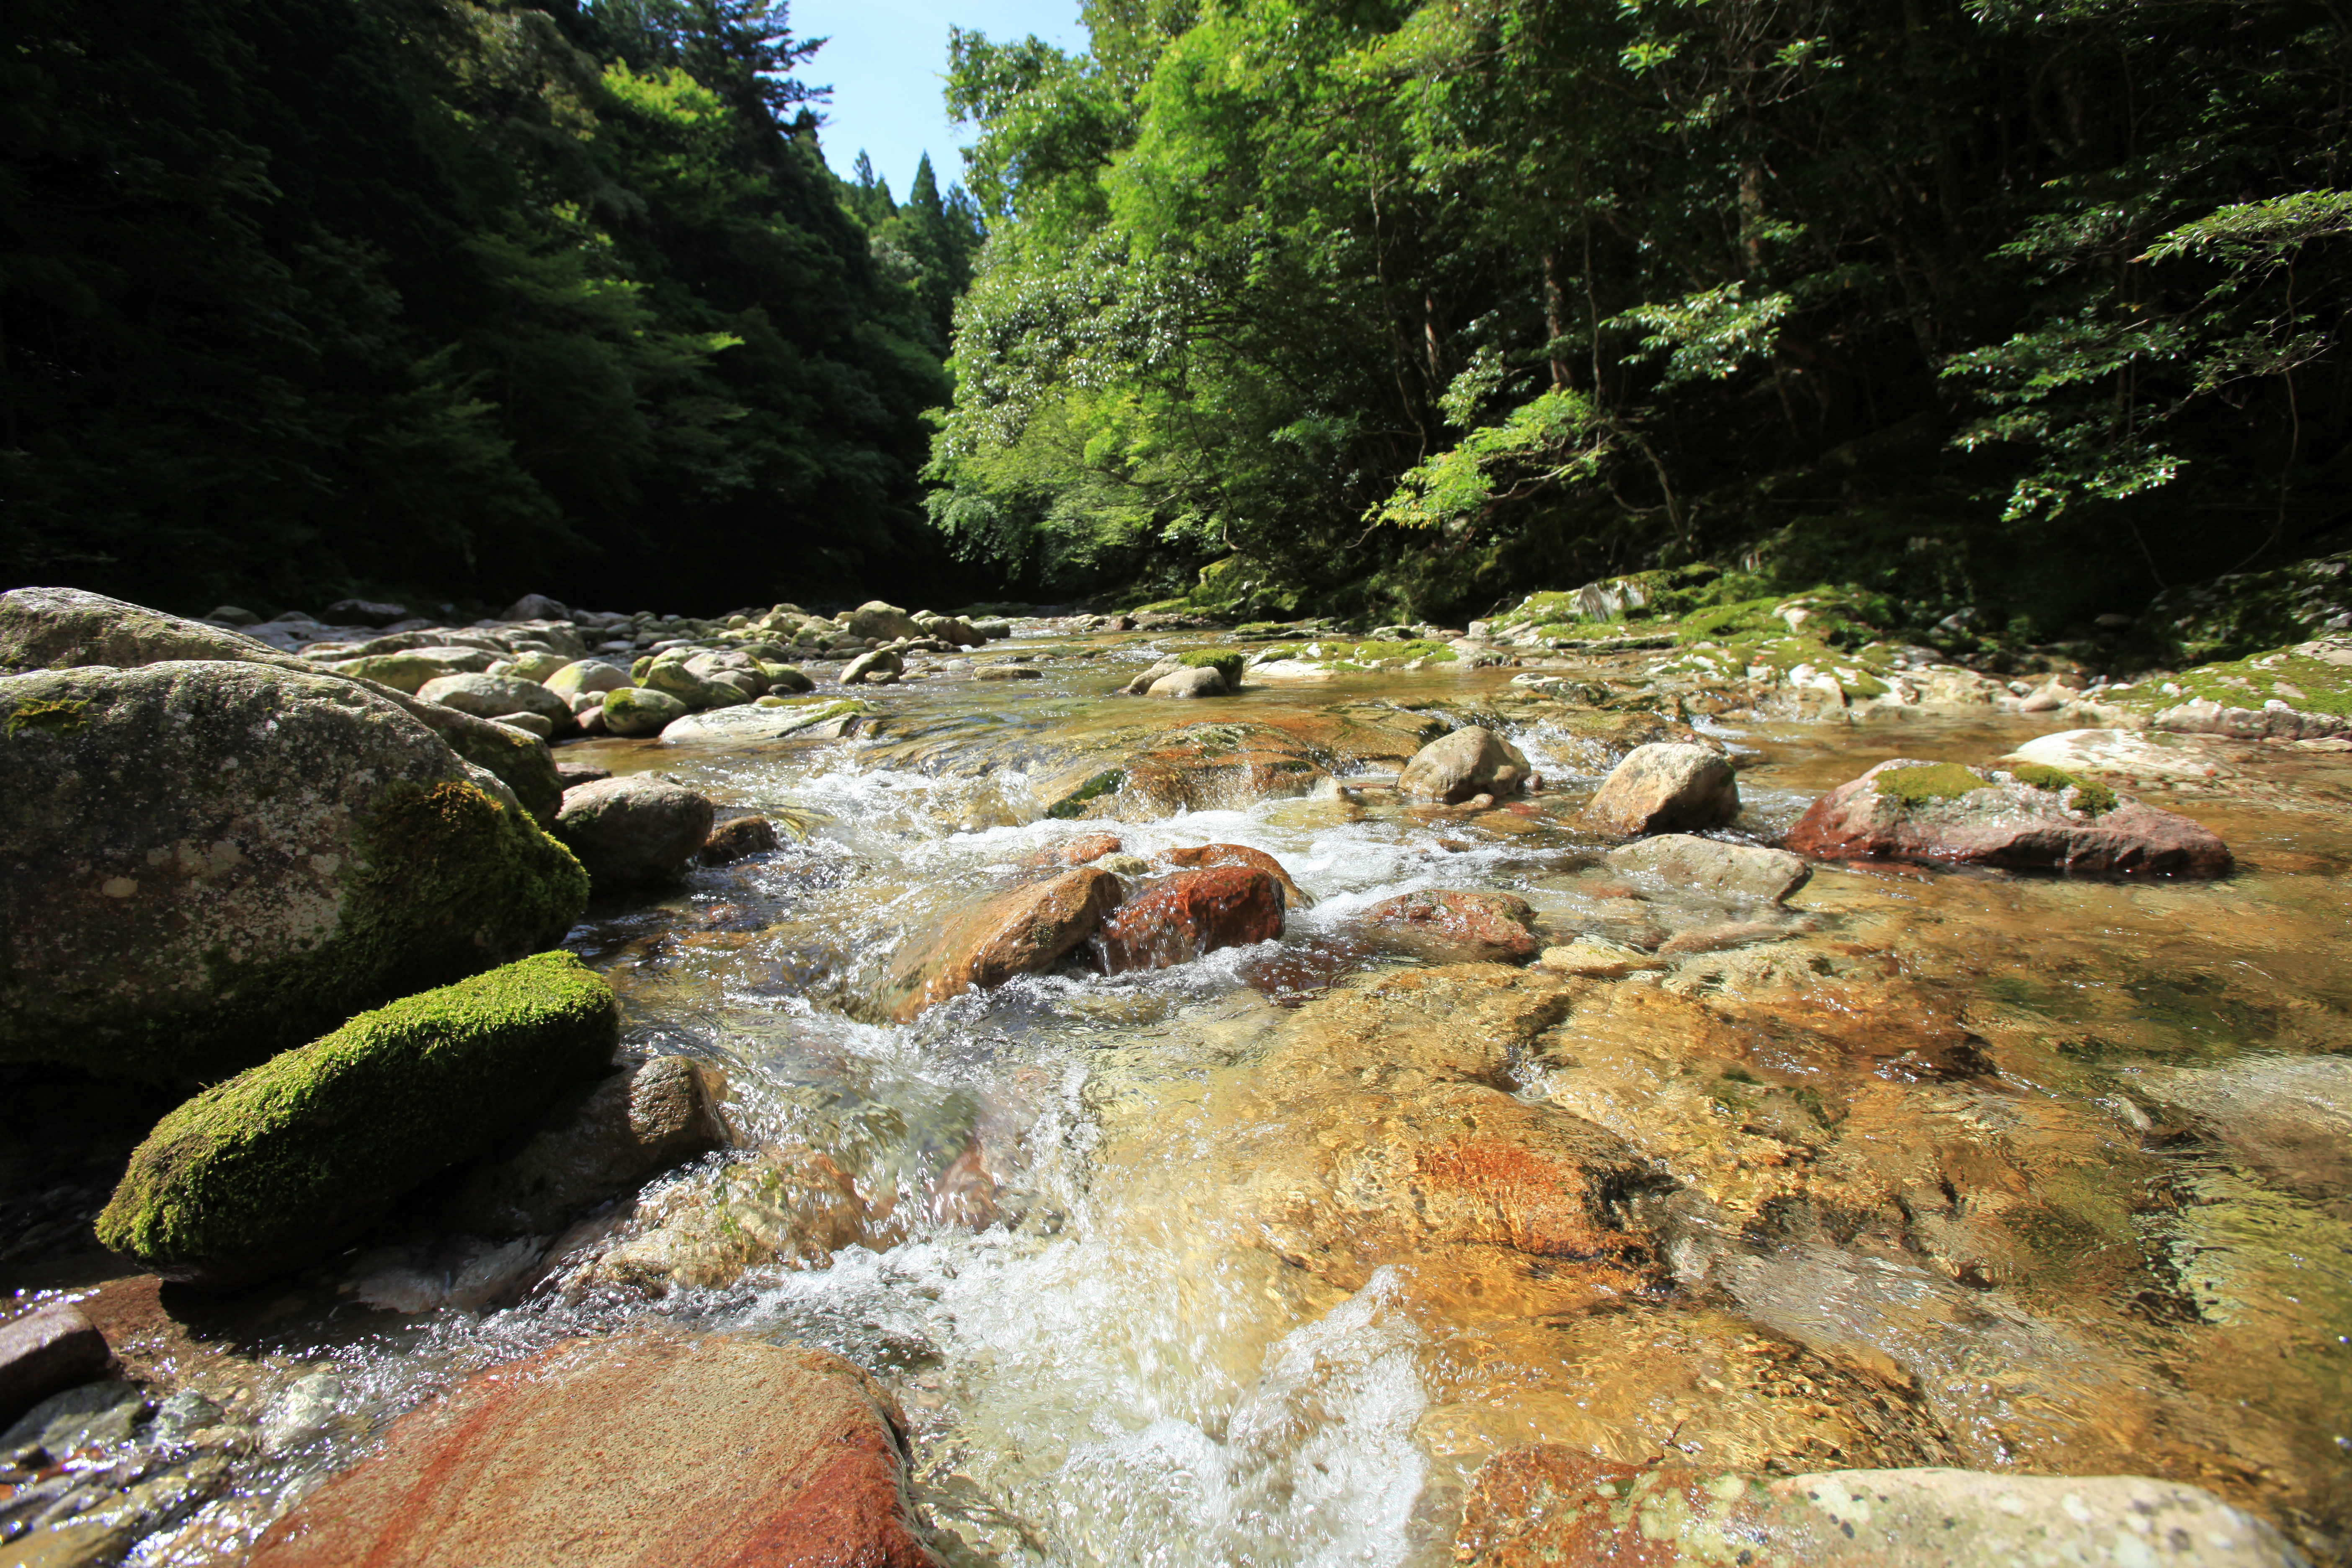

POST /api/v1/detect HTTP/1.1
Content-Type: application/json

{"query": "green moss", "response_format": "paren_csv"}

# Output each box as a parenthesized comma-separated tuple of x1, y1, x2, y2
(1046, 768, 1126, 819)
(5, 697, 88, 737)
(97, 951, 618, 1274)
(2011, 762, 2118, 816)
(2112, 642, 2352, 720)
(1177, 649, 1248, 687)
(428, 714, 563, 823)
(1876, 763, 1992, 807)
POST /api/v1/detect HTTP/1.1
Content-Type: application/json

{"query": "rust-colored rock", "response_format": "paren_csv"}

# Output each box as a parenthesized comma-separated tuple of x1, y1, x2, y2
(1149, 842, 1314, 908)
(1359, 888, 1537, 962)
(879, 867, 1123, 1020)
(1785, 758, 2232, 876)
(249, 1331, 941, 1568)
(1055, 831, 1124, 864)
(699, 815, 780, 865)
(1093, 865, 1285, 973)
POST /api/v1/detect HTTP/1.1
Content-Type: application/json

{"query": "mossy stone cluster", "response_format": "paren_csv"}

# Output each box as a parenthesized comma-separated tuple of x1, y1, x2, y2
(2011, 762, 2117, 816)
(1176, 650, 1248, 688)
(97, 951, 619, 1281)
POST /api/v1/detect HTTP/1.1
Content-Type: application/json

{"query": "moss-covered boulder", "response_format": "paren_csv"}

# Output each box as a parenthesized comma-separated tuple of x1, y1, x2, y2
(0, 588, 562, 822)
(603, 686, 689, 737)
(416, 671, 572, 727)
(96, 952, 619, 1284)
(0, 662, 589, 1083)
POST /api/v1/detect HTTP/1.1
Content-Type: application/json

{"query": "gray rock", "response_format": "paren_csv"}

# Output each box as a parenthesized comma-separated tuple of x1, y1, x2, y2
(443, 1057, 730, 1235)
(1124, 656, 1183, 694)
(0, 589, 562, 822)
(641, 655, 746, 710)
(327, 646, 499, 693)
(601, 687, 689, 738)
(499, 594, 569, 622)
(1398, 725, 1532, 802)
(492, 711, 554, 739)
(0, 662, 587, 1083)
(841, 648, 905, 685)
(261, 1371, 343, 1454)
(0, 1306, 113, 1429)
(1581, 742, 1737, 836)
(1607, 834, 1811, 903)
(544, 659, 631, 701)
(500, 650, 570, 683)
(1, 1379, 147, 1458)
(324, 599, 413, 627)
(977, 663, 1043, 681)
(1147, 665, 1227, 698)
(552, 774, 715, 891)
(844, 600, 923, 641)
(659, 699, 872, 743)
(417, 672, 572, 727)
(205, 606, 260, 627)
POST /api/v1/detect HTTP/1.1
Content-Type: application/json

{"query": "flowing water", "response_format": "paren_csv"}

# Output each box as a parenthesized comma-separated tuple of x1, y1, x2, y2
(13, 625, 2352, 1565)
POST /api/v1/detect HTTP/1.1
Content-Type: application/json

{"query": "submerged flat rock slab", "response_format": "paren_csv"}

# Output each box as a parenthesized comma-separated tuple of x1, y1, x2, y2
(248, 1332, 941, 1568)
(1455, 1448, 2306, 1567)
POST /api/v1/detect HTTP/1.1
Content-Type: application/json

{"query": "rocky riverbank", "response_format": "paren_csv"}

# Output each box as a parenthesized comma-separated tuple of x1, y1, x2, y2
(3, 585, 2347, 1568)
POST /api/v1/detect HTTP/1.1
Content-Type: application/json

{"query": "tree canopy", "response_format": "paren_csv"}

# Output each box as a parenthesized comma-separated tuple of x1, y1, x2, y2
(928, 0, 2351, 629)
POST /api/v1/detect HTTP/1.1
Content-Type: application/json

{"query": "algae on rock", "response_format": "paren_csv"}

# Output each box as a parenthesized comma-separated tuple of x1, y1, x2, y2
(97, 952, 619, 1282)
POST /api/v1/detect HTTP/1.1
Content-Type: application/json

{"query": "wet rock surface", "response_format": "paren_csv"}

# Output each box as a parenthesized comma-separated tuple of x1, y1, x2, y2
(245, 1332, 941, 1568)
(1094, 865, 1287, 972)
(3, 596, 2345, 1568)
(1358, 888, 1539, 962)
(1787, 756, 2234, 874)
(1398, 724, 1531, 801)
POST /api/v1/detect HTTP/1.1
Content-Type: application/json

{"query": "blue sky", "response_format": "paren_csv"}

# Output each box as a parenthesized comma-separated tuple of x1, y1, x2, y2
(791, 0, 1086, 200)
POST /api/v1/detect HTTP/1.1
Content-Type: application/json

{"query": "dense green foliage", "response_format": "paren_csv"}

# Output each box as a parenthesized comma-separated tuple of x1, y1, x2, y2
(929, 0, 2352, 630)
(1, 0, 978, 612)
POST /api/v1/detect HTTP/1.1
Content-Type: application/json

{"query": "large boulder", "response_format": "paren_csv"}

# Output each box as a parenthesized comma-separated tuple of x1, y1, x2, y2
(0, 588, 563, 822)
(246, 1332, 942, 1568)
(1093, 866, 1286, 972)
(417, 671, 573, 728)
(1359, 889, 1539, 963)
(442, 1056, 730, 1236)
(96, 952, 618, 1284)
(1146, 665, 1228, 698)
(1606, 834, 1811, 903)
(1455, 1448, 2301, 1567)
(1399, 726, 1532, 802)
(1581, 742, 1738, 836)
(841, 647, 905, 686)
(552, 775, 715, 892)
(879, 868, 1124, 1021)
(1785, 758, 2232, 876)
(844, 600, 923, 642)
(0, 663, 588, 1083)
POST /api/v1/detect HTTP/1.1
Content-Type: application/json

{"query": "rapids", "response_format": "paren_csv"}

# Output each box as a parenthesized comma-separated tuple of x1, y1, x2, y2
(15, 622, 2352, 1565)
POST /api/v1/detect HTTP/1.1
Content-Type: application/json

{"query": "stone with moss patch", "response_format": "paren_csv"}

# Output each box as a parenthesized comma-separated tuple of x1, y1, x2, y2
(1176, 650, 1248, 688)
(1874, 763, 1992, 807)
(2104, 638, 2352, 739)
(2010, 763, 2116, 816)
(0, 662, 588, 1083)
(96, 952, 618, 1283)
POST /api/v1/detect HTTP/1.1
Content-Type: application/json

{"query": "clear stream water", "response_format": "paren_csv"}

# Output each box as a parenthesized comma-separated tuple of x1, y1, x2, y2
(13, 627, 2350, 1565)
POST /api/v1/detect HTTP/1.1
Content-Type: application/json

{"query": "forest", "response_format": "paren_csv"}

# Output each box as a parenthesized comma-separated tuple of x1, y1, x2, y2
(3, 0, 2347, 634)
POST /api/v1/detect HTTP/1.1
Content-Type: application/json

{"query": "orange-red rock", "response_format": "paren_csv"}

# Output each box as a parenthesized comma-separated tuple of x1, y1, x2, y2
(879, 867, 1123, 1020)
(1094, 865, 1284, 972)
(1149, 842, 1313, 908)
(248, 1332, 941, 1568)
(1055, 831, 1124, 864)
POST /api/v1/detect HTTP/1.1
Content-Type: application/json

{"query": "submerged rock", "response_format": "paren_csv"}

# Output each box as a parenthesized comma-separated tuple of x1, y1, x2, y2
(880, 867, 1125, 1021)
(1581, 742, 1738, 836)
(1455, 1448, 2304, 1567)
(442, 1055, 730, 1236)
(1607, 833, 1811, 903)
(1399, 725, 1532, 802)
(2139, 1054, 2352, 1199)
(700, 815, 781, 864)
(246, 1332, 942, 1568)
(96, 952, 619, 1286)
(552, 774, 715, 892)
(1094, 865, 1286, 972)
(1360, 888, 1540, 962)
(1786, 757, 2231, 875)
(0, 662, 588, 1083)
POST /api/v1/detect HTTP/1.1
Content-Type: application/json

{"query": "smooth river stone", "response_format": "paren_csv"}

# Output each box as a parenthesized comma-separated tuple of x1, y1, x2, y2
(247, 1333, 941, 1568)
